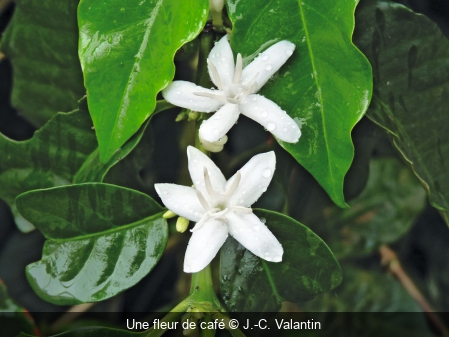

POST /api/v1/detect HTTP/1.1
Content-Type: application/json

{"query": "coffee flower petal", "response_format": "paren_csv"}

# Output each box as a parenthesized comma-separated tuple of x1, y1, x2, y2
(241, 41, 296, 92)
(208, 36, 235, 89)
(199, 103, 240, 143)
(154, 184, 205, 222)
(184, 218, 229, 273)
(162, 81, 224, 112)
(187, 146, 227, 197)
(226, 212, 283, 262)
(240, 94, 301, 143)
(226, 151, 276, 208)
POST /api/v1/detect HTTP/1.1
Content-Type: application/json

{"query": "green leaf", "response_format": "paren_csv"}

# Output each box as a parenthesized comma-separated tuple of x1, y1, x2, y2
(74, 117, 149, 184)
(323, 158, 426, 260)
(220, 209, 342, 312)
(0, 0, 85, 126)
(227, 0, 373, 207)
(0, 280, 36, 337)
(0, 101, 97, 232)
(301, 266, 432, 336)
(78, 0, 209, 163)
(353, 0, 449, 223)
(16, 183, 167, 305)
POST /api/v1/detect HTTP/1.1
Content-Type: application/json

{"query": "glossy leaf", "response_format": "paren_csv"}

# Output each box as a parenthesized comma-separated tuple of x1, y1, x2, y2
(220, 209, 342, 312)
(353, 0, 449, 223)
(74, 117, 149, 184)
(0, 280, 37, 337)
(226, 0, 373, 207)
(16, 183, 167, 305)
(323, 158, 426, 259)
(0, 0, 85, 126)
(0, 101, 97, 232)
(78, 0, 209, 162)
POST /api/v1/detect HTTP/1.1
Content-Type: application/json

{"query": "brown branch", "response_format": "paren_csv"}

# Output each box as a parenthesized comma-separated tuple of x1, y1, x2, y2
(379, 245, 449, 337)
(50, 303, 96, 331)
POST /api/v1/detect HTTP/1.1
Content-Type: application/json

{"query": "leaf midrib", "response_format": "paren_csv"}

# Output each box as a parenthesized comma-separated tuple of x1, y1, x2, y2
(104, 0, 165, 158)
(50, 211, 164, 243)
(297, 0, 336, 196)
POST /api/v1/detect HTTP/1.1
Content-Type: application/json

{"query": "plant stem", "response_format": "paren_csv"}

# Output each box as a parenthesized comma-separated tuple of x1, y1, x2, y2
(379, 245, 449, 337)
(189, 264, 222, 310)
(145, 298, 190, 337)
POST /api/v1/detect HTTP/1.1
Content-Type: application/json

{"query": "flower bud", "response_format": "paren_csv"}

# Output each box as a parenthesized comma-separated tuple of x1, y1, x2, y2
(200, 135, 228, 153)
(209, 0, 224, 12)
(176, 111, 187, 122)
(188, 110, 199, 121)
(176, 217, 190, 233)
(163, 210, 177, 219)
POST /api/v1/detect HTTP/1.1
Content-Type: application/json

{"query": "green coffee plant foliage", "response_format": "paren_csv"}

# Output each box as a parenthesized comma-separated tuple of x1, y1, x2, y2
(220, 210, 342, 312)
(16, 183, 167, 304)
(0, 0, 85, 126)
(227, 0, 373, 207)
(0, 0, 448, 335)
(354, 0, 449, 223)
(78, 0, 209, 162)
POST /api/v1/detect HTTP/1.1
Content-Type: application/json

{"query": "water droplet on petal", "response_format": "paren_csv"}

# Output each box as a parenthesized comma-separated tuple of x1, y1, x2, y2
(263, 169, 271, 178)
(265, 64, 272, 71)
(176, 91, 181, 95)
(260, 217, 266, 224)
(285, 49, 293, 56)
(262, 55, 269, 61)
(193, 159, 198, 163)
(261, 111, 268, 118)
(254, 225, 260, 231)
(283, 127, 287, 132)
(267, 123, 276, 131)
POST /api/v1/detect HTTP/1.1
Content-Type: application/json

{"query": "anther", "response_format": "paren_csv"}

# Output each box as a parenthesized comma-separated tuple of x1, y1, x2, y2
(203, 168, 216, 200)
(234, 53, 243, 84)
(207, 59, 223, 90)
(224, 171, 241, 197)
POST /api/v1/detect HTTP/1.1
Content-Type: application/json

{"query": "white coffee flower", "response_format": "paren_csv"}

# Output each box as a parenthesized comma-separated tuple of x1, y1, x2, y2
(163, 35, 301, 148)
(155, 146, 283, 273)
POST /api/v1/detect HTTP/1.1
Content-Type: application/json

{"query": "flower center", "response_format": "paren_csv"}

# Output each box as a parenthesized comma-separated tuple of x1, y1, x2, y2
(191, 167, 252, 233)
(193, 53, 259, 105)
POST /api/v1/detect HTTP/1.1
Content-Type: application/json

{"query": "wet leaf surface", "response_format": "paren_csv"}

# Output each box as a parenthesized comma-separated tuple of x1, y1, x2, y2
(78, 0, 208, 162)
(354, 0, 449, 223)
(226, 0, 373, 207)
(220, 209, 342, 312)
(16, 183, 167, 305)
(1, 0, 85, 126)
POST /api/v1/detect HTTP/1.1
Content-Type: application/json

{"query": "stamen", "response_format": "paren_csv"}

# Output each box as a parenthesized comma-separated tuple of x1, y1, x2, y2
(232, 206, 253, 214)
(203, 168, 216, 200)
(247, 81, 259, 94)
(211, 208, 229, 219)
(207, 59, 223, 90)
(226, 97, 240, 105)
(224, 171, 241, 197)
(234, 53, 243, 84)
(244, 71, 260, 93)
(191, 213, 209, 232)
(193, 92, 227, 103)
(196, 190, 210, 210)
